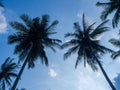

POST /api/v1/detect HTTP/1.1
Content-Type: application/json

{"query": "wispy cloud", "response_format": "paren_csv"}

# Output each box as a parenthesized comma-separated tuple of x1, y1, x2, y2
(0, 7, 7, 33)
(49, 68, 57, 78)
(75, 64, 110, 90)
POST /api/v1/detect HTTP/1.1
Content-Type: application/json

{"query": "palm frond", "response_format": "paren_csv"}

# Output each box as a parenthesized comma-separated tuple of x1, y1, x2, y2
(61, 39, 79, 49)
(8, 73, 17, 77)
(74, 22, 82, 32)
(87, 22, 96, 34)
(39, 49, 48, 66)
(5, 77, 11, 86)
(10, 22, 28, 33)
(109, 38, 120, 48)
(43, 38, 62, 49)
(20, 14, 32, 28)
(96, 20, 109, 29)
(75, 53, 82, 68)
(90, 20, 109, 39)
(112, 7, 120, 28)
(1, 80, 5, 90)
(1, 57, 14, 70)
(47, 20, 59, 31)
(98, 44, 114, 54)
(64, 45, 79, 60)
(111, 50, 120, 59)
(64, 33, 76, 38)
(82, 13, 88, 32)
(8, 34, 24, 44)
(96, 2, 112, 7)
(40, 15, 49, 29)
(1, 57, 10, 70)
(96, 1, 116, 20)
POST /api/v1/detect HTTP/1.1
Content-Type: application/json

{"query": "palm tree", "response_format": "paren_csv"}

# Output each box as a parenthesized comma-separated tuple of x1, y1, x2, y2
(0, 57, 18, 90)
(62, 14, 116, 90)
(96, 0, 120, 28)
(8, 14, 61, 90)
(109, 35, 120, 59)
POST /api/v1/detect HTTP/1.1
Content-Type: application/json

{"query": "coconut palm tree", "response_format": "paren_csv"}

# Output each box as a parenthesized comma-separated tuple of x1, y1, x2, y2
(96, 0, 120, 28)
(62, 14, 116, 90)
(8, 14, 61, 90)
(0, 57, 18, 90)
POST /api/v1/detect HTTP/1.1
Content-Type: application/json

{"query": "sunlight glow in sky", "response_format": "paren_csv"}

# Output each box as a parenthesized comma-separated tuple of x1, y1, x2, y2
(0, 0, 120, 90)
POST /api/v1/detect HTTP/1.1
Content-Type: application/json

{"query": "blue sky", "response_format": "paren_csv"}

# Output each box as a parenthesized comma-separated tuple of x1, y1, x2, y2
(0, 0, 120, 90)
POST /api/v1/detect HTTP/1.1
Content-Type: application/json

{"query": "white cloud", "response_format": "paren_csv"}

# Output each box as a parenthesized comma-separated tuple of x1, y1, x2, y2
(76, 64, 111, 90)
(0, 7, 7, 33)
(97, 72, 101, 77)
(49, 68, 57, 78)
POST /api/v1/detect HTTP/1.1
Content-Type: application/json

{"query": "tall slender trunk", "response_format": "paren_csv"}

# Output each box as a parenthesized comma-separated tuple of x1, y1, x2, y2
(95, 58, 116, 90)
(11, 58, 28, 90)
(11, 44, 33, 90)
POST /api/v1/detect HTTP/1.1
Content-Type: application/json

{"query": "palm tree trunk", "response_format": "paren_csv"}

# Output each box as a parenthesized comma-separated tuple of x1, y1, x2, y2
(11, 44, 33, 90)
(95, 58, 116, 90)
(11, 58, 28, 90)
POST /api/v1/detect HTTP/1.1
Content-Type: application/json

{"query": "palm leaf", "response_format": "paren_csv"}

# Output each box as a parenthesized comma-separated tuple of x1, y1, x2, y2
(82, 13, 88, 32)
(87, 22, 96, 34)
(10, 22, 28, 33)
(47, 20, 59, 31)
(109, 38, 120, 48)
(61, 39, 79, 49)
(20, 14, 32, 28)
(64, 45, 79, 60)
(111, 50, 120, 59)
(90, 20, 109, 39)
(112, 7, 120, 28)
(75, 47, 83, 68)
(96, 2, 113, 7)
(1, 81, 5, 90)
(40, 15, 49, 29)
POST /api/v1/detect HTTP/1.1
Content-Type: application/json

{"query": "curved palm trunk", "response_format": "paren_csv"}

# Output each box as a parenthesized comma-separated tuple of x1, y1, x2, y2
(11, 58, 28, 90)
(11, 45, 33, 90)
(95, 58, 116, 90)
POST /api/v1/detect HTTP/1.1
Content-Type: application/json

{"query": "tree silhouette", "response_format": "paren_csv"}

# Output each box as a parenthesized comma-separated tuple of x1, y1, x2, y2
(8, 14, 61, 90)
(62, 14, 116, 90)
(0, 57, 18, 90)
